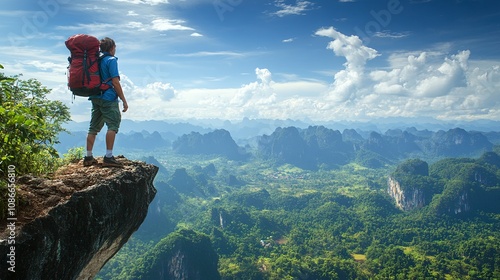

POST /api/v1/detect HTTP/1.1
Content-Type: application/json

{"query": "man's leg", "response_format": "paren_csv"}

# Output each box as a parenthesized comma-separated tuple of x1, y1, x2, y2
(83, 133, 98, 166)
(84, 99, 103, 166)
(102, 101, 122, 167)
(105, 130, 116, 157)
(103, 129, 121, 167)
(87, 133, 97, 156)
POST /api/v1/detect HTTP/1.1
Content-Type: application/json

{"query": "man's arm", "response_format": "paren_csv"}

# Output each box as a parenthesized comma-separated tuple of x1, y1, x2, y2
(112, 77, 128, 112)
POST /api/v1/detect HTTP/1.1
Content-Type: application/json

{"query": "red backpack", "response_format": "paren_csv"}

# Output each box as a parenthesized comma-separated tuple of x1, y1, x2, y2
(65, 34, 110, 97)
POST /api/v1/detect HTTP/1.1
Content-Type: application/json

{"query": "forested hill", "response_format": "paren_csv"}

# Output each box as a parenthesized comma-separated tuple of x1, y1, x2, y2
(172, 129, 249, 160)
(388, 155, 500, 214)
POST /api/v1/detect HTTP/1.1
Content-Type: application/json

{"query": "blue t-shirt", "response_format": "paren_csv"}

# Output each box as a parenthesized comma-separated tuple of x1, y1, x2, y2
(90, 52, 120, 101)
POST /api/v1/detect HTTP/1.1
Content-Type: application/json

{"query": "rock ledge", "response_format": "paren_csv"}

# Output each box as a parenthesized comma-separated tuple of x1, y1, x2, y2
(0, 156, 158, 280)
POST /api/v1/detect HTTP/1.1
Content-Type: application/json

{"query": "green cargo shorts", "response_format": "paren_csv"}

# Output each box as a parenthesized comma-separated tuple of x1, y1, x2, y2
(88, 99, 121, 135)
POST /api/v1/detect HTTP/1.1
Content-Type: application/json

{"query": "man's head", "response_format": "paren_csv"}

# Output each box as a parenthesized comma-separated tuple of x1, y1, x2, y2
(100, 37, 116, 54)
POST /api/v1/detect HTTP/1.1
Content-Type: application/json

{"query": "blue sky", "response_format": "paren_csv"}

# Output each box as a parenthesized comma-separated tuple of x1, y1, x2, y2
(1, 0, 500, 123)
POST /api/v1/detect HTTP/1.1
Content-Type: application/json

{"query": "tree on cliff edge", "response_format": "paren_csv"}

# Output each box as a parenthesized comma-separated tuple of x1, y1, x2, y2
(0, 64, 70, 176)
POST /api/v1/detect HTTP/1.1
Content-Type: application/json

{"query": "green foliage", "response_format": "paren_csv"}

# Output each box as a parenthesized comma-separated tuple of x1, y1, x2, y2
(429, 179, 471, 215)
(428, 152, 500, 214)
(267, 255, 363, 280)
(391, 159, 440, 198)
(225, 188, 270, 209)
(366, 246, 415, 278)
(355, 149, 389, 168)
(167, 167, 204, 195)
(429, 157, 475, 179)
(478, 151, 500, 168)
(0, 68, 70, 176)
(0, 66, 70, 221)
(493, 145, 500, 155)
(62, 147, 84, 164)
(353, 191, 400, 219)
(124, 229, 220, 280)
(394, 158, 429, 177)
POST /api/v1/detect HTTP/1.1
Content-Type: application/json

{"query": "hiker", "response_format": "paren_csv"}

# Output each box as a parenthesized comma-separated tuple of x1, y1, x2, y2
(83, 37, 128, 167)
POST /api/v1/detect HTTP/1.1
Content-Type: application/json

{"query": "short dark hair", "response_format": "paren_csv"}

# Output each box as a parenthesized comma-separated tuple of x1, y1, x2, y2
(100, 37, 115, 52)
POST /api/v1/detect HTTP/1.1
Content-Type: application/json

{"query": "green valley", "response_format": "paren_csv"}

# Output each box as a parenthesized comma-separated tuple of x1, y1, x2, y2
(96, 147, 500, 280)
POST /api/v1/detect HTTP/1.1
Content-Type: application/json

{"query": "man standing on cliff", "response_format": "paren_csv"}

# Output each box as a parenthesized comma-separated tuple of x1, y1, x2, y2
(83, 37, 128, 167)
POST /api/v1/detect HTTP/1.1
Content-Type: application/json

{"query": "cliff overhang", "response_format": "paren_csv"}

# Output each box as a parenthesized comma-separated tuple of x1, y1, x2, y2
(0, 156, 158, 280)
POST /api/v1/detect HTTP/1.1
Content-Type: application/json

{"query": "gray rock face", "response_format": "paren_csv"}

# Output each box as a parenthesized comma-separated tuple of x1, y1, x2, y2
(0, 157, 157, 280)
(387, 176, 426, 211)
(452, 191, 471, 214)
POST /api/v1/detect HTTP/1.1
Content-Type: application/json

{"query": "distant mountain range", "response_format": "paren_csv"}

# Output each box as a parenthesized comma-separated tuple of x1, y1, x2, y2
(62, 117, 500, 142)
(57, 119, 499, 170)
(257, 126, 495, 169)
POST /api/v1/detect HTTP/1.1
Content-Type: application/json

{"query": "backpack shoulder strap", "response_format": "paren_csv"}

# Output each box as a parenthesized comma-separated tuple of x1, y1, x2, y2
(98, 53, 114, 83)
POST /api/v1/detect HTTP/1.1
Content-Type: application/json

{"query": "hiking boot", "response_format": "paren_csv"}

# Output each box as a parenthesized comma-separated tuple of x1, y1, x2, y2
(103, 156, 123, 167)
(83, 156, 98, 167)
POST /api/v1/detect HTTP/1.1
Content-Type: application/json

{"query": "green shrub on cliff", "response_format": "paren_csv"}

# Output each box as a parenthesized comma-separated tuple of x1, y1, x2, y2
(0, 65, 70, 176)
(0, 64, 70, 219)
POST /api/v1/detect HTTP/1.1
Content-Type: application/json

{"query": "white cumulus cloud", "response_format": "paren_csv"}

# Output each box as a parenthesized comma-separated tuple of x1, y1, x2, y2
(151, 18, 194, 31)
(312, 27, 499, 121)
(316, 27, 379, 103)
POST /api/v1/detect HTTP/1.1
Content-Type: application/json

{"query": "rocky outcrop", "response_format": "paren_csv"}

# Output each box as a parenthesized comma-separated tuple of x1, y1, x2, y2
(387, 176, 427, 211)
(431, 180, 473, 216)
(452, 191, 471, 214)
(387, 159, 435, 211)
(0, 156, 157, 280)
(126, 229, 221, 280)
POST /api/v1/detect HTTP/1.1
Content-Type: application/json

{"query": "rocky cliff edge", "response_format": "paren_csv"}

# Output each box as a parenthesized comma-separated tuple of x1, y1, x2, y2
(0, 156, 158, 280)
(387, 176, 427, 211)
